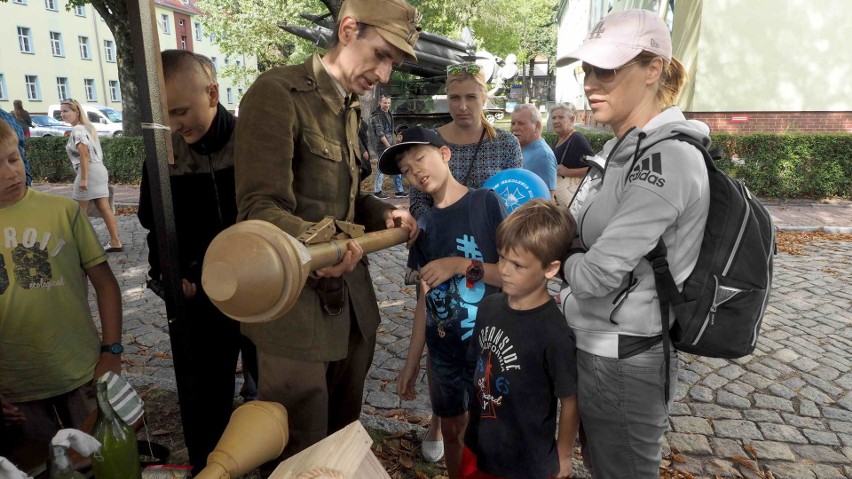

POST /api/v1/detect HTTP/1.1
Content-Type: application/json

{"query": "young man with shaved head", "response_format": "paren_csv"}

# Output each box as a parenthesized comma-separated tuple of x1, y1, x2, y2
(234, 0, 421, 460)
(137, 49, 257, 475)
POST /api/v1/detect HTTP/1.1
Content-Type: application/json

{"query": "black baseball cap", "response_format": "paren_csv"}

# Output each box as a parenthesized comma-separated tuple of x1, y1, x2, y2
(378, 127, 447, 175)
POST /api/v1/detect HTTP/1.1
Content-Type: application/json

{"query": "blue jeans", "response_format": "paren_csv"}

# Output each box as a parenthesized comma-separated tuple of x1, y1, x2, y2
(577, 343, 679, 479)
(374, 168, 404, 193)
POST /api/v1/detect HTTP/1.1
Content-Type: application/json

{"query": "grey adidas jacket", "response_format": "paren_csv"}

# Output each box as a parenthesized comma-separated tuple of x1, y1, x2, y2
(562, 107, 711, 359)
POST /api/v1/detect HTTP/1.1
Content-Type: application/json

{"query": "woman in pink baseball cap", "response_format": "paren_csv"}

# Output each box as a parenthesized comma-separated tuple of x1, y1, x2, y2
(557, 9, 711, 478)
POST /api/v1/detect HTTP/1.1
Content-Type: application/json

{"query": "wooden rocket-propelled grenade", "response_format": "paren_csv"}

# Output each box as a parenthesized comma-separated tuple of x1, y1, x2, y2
(194, 401, 389, 479)
(201, 218, 409, 323)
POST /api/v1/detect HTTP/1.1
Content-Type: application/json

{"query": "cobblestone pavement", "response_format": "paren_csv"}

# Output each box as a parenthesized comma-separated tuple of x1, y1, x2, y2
(62, 185, 851, 479)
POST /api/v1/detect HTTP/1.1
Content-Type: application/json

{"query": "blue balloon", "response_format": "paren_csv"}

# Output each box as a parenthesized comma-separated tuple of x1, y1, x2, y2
(482, 168, 550, 212)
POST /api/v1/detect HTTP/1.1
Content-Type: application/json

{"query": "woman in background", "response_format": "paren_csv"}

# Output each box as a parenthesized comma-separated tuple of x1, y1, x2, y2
(549, 102, 593, 208)
(60, 99, 122, 252)
(12, 100, 33, 137)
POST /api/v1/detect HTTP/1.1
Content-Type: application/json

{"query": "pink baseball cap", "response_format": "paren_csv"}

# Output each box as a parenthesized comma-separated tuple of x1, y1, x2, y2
(556, 9, 672, 69)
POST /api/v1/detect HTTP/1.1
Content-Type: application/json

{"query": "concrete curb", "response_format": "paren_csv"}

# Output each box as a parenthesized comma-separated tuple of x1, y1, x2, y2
(777, 226, 852, 234)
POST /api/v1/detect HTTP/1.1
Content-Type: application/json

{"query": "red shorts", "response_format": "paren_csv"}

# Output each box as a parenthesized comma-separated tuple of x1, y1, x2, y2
(460, 445, 503, 479)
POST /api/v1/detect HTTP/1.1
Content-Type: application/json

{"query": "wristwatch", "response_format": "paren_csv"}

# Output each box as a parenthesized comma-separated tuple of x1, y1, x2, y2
(100, 343, 124, 355)
(465, 260, 484, 288)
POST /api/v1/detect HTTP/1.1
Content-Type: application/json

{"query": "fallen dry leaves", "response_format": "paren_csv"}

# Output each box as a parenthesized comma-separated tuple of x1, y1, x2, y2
(775, 231, 852, 255)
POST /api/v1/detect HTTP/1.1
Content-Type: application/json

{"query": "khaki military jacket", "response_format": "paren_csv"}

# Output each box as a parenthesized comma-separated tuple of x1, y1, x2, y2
(235, 53, 395, 361)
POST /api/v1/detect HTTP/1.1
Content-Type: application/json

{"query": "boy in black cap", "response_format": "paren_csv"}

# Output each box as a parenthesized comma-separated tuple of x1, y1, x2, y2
(390, 127, 507, 478)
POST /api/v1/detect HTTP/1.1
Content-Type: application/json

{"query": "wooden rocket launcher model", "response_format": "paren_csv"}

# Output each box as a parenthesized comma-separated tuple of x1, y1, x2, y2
(197, 219, 406, 476)
(201, 217, 409, 323)
(194, 401, 390, 478)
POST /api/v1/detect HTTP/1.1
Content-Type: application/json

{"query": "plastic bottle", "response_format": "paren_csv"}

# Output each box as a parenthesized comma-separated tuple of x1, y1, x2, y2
(91, 380, 142, 479)
(49, 429, 102, 479)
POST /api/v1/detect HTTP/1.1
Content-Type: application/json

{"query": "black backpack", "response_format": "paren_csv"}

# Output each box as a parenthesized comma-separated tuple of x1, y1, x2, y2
(632, 135, 776, 399)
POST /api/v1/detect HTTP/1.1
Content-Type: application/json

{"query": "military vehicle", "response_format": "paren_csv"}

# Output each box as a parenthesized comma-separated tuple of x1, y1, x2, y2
(281, 16, 516, 132)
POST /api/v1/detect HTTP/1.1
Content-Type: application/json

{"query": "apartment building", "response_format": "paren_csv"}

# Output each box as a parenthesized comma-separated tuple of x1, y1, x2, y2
(0, 0, 254, 115)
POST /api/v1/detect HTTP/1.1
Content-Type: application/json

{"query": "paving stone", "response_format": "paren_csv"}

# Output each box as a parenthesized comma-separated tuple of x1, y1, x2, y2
(670, 402, 690, 416)
(781, 376, 806, 390)
(746, 362, 782, 380)
(743, 409, 783, 423)
(711, 437, 746, 459)
(772, 347, 799, 362)
(703, 458, 740, 478)
(718, 363, 746, 380)
(703, 373, 729, 389)
(749, 440, 796, 461)
(688, 385, 714, 402)
(666, 432, 713, 455)
(765, 462, 818, 479)
(752, 393, 795, 412)
(686, 361, 712, 375)
(691, 404, 743, 420)
(837, 392, 852, 412)
(714, 420, 762, 440)
(803, 374, 844, 396)
(792, 445, 849, 463)
(760, 423, 808, 444)
(800, 386, 834, 404)
(767, 383, 797, 400)
(365, 390, 400, 409)
(811, 365, 841, 381)
(829, 420, 852, 434)
(718, 390, 752, 409)
(761, 357, 796, 375)
(678, 368, 701, 385)
(842, 433, 852, 447)
(823, 406, 852, 422)
(724, 381, 755, 398)
(741, 372, 774, 389)
(790, 356, 821, 372)
(671, 416, 713, 435)
(800, 399, 822, 417)
(781, 413, 825, 430)
(808, 465, 847, 479)
(802, 429, 840, 446)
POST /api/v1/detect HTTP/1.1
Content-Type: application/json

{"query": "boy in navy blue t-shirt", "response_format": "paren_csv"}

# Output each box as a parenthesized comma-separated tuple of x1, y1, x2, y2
(463, 199, 579, 479)
(382, 127, 507, 479)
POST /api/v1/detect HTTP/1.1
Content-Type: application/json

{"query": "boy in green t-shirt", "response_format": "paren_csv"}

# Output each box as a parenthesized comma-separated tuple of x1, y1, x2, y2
(0, 120, 123, 464)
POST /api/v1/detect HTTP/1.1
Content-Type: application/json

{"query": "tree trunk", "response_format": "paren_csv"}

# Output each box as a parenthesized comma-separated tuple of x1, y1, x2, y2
(89, 0, 142, 136)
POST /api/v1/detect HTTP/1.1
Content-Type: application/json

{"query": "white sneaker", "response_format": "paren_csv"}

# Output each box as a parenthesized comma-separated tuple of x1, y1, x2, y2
(421, 436, 444, 462)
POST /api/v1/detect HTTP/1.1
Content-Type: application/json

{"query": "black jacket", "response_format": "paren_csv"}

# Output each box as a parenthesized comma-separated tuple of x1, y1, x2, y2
(138, 104, 238, 286)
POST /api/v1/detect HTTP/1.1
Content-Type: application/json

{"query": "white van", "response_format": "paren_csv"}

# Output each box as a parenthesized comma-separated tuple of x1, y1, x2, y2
(47, 104, 123, 137)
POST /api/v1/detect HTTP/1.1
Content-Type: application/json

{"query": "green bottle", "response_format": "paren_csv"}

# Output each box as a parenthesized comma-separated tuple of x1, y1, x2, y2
(91, 380, 142, 479)
(48, 444, 87, 479)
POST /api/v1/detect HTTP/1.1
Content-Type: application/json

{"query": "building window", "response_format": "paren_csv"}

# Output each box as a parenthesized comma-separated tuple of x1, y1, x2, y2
(109, 80, 120, 102)
(49, 32, 64, 57)
(84, 78, 96, 101)
(224, 57, 229, 66)
(161, 14, 170, 34)
(179, 19, 185, 27)
(0, 75, 7, 101)
(18, 27, 34, 54)
(25, 75, 41, 100)
(12, 0, 26, 5)
(56, 77, 69, 100)
(45, 0, 57, 11)
(73, 5, 85, 16)
(194, 22, 201, 40)
(226, 87, 233, 104)
(79, 36, 91, 59)
(180, 35, 187, 49)
(236, 60, 241, 67)
(238, 88, 243, 98)
(104, 40, 115, 62)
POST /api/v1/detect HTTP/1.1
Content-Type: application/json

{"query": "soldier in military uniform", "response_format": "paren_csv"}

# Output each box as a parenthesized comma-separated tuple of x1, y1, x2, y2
(234, 0, 421, 459)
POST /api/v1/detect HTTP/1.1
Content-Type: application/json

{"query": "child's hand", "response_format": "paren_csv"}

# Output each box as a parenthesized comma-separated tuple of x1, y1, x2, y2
(554, 456, 573, 478)
(1, 394, 26, 426)
(397, 360, 420, 401)
(419, 257, 466, 290)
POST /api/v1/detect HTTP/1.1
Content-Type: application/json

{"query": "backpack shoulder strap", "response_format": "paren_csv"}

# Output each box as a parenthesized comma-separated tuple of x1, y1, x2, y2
(469, 188, 498, 264)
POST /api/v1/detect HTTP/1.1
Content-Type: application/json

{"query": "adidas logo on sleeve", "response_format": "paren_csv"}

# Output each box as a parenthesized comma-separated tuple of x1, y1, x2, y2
(627, 152, 666, 187)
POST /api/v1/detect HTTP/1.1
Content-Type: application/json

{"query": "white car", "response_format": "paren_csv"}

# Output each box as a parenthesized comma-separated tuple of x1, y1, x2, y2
(30, 115, 73, 137)
(47, 104, 123, 137)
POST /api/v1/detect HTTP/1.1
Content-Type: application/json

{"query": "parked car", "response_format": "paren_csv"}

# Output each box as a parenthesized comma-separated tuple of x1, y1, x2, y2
(30, 115, 73, 137)
(47, 104, 124, 137)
